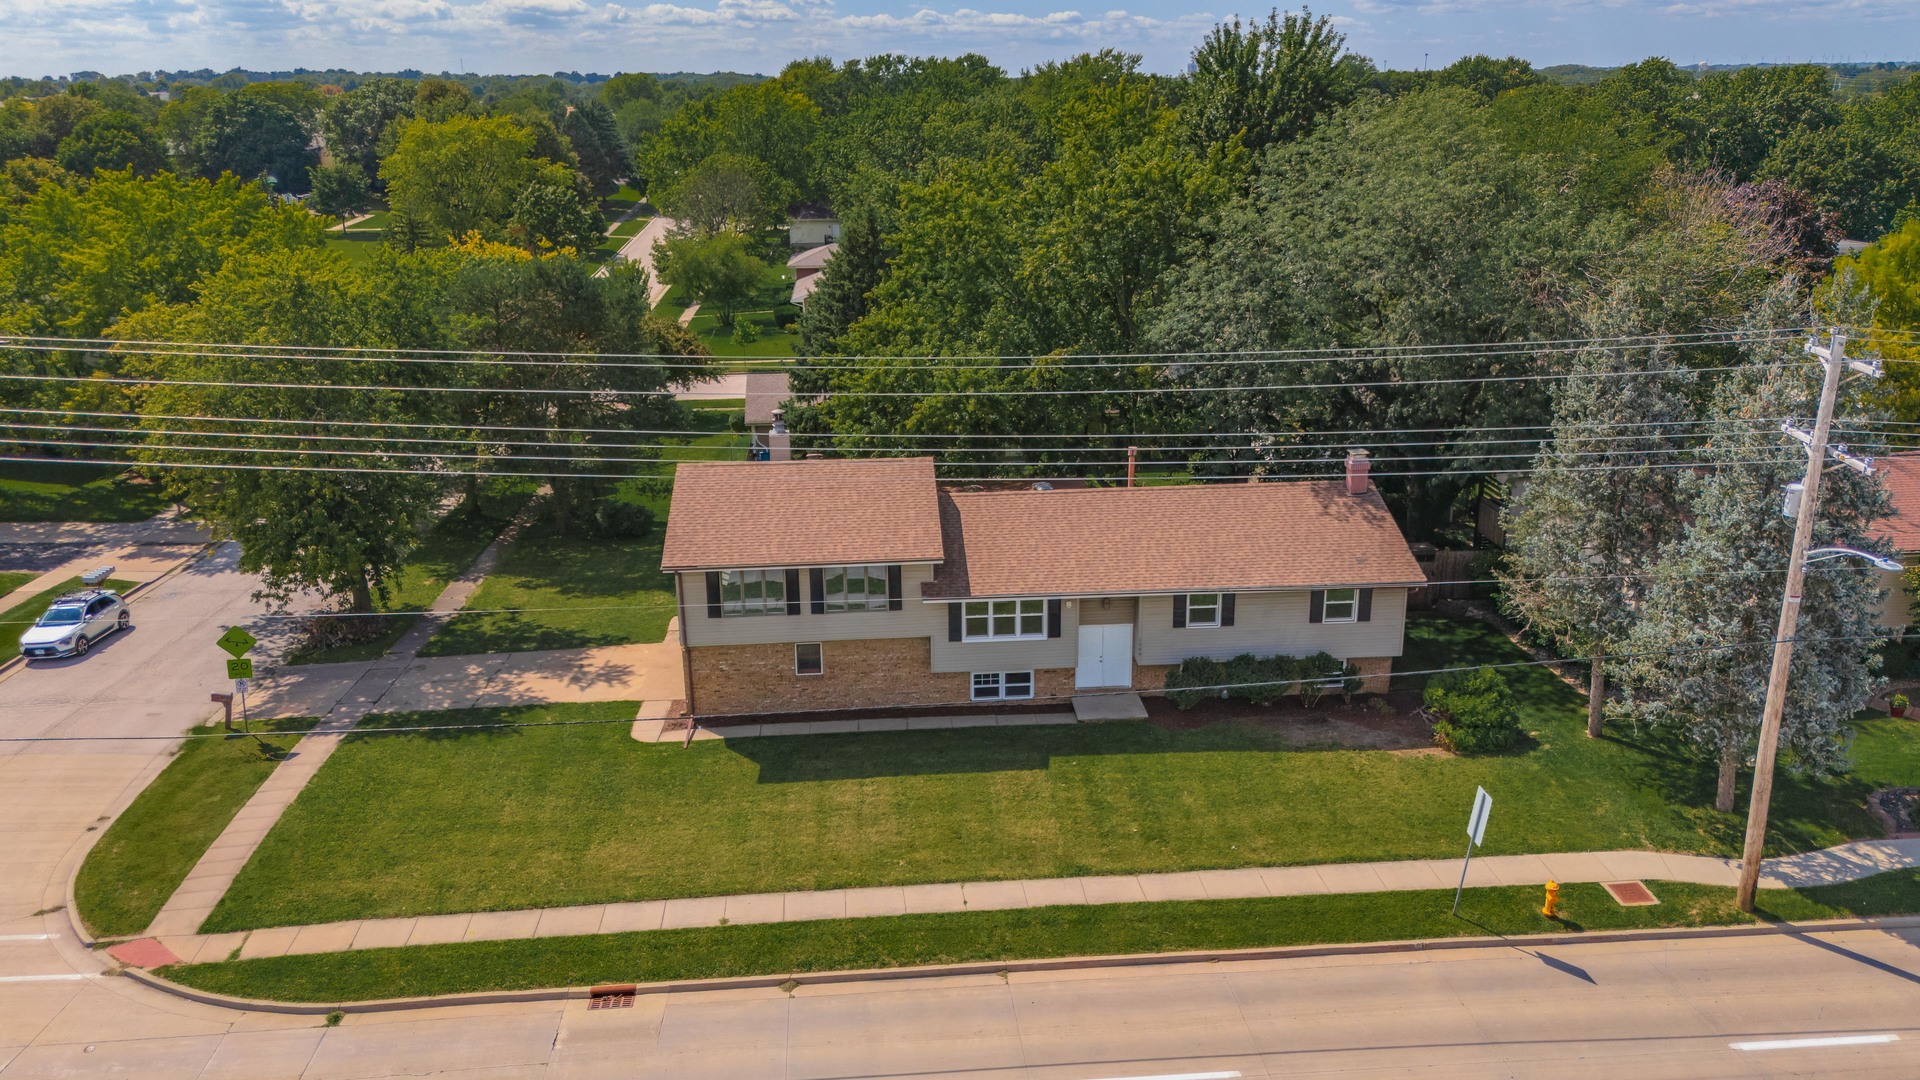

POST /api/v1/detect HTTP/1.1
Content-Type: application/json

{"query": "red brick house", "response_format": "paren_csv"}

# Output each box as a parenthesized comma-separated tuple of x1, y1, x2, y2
(661, 456, 1424, 718)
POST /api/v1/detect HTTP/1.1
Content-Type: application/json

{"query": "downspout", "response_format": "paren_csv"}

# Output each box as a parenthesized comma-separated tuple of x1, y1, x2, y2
(673, 572, 696, 720)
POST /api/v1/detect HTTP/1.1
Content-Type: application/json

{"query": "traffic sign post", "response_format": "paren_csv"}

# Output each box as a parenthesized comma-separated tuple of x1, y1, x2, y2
(1453, 786, 1492, 916)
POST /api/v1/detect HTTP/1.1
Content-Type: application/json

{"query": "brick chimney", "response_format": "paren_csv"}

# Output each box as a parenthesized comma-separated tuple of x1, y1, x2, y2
(1345, 449, 1371, 495)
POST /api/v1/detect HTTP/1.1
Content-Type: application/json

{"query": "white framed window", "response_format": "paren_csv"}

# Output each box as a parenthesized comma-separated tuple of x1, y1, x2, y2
(961, 598, 1047, 641)
(1186, 592, 1221, 628)
(720, 569, 786, 616)
(1322, 587, 1358, 623)
(971, 671, 1034, 701)
(822, 564, 890, 612)
(795, 642, 823, 676)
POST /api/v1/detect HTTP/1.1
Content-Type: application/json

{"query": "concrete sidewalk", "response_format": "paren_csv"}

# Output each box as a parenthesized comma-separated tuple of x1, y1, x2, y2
(0, 507, 210, 546)
(0, 543, 203, 612)
(142, 838, 1920, 966)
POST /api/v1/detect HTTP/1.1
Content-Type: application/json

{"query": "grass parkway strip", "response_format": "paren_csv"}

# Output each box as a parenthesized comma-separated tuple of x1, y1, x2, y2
(159, 871, 1920, 1003)
(194, 616, 1920, 933)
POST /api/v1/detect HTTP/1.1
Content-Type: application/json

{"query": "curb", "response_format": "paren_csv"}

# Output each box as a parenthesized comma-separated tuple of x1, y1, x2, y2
(124, 911, 1920, 1017)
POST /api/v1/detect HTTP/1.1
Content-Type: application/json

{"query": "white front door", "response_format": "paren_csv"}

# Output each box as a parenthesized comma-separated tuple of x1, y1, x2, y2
(1076, 624, 1134, 689)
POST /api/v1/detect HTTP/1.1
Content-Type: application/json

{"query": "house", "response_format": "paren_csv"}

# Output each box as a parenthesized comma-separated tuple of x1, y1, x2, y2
(788, 203, 839, 248)
(788, 242, 837, 306)
(1871, 452, 1920, 629)
(743, 371, 791, 461)
(660, 452, 1425, 718)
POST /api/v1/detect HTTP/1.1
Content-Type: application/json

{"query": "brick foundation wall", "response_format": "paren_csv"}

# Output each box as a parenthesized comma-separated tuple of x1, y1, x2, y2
(1350, 656, 1392, 694)
(1132, 663, 1174, 693)
(688, 638, 1080, 717)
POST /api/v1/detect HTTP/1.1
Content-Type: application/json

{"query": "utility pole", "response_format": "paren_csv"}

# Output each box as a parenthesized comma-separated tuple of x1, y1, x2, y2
(1735, 329, 1880, 911)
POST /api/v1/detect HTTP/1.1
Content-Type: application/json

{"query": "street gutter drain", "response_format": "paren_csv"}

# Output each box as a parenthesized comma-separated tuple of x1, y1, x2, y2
(1601, 880, 1659, 907)
(588, 993, 636, 1010)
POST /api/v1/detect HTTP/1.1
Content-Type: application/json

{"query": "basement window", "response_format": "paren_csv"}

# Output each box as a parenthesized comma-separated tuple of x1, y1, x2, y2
(795, 642, 823, 676)
(971, 671, 1034, 701)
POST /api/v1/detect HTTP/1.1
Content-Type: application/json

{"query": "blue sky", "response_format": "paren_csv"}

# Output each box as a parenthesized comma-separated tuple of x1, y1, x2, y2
(2, 0, 1915, 80)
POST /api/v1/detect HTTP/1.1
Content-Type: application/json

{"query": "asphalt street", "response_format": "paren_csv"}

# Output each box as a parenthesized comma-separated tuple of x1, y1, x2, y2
(0, 544, 1917, 1078)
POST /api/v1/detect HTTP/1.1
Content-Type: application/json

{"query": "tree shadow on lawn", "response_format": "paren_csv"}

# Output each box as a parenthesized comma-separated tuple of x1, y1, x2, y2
(729, 720, 1462, 783)
(423, 611, 647, 656)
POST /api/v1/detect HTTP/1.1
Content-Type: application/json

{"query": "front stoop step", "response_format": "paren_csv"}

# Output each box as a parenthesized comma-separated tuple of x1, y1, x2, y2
(1072, 691, 1148, 721)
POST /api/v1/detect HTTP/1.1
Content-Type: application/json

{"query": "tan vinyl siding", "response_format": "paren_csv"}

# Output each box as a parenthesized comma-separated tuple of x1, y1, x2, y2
(1134, 588, 1409, 665)
(678, 565, 941, 647)
(1079, 597, 1137, 625)
(928, 599, 1079, 673)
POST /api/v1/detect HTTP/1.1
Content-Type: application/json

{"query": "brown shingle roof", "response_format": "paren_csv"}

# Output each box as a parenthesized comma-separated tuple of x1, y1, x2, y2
(926, 482, 1423, 598)
(1874, 452, 1920, 552)
(742, 372, 791, 427)
(662, 457, 945, 571)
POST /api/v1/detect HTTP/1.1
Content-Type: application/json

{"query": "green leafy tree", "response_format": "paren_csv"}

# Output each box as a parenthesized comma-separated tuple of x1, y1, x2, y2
(1182, 8, 1365, 159)
(559, 100, 627, 197)
(1833, 219, 1920, 418)
(320, 77, 415, 180)
(54, 110, 165, 176)
(308, 162, 371, 226)
(379, 115, 542, 244)
(177, 89, 319, 192)
(413, 79, 476, 123)
(1434, 54, 1542, 99)
(506, 165, 603, 253)
(655, 151, 789, 234)
(794, 205, 884, 357)
(652, 229, 768, 326)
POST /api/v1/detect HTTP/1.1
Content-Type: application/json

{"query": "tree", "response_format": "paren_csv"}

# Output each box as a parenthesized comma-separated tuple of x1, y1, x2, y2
(114, 249, 439, 613)
(654, 152, 788, 234)
(308, 162, 371, 226)
(54, 110, 165, 176)
(178, 90, 318, 192)
(1834, 219, 1920, 419)
(560, 100, 627, 197)
(506, 165, 603, 253)
(1499, 334, 1693, 738)
(379, 115, 542, 244)
(320, 77, 415, 180)
(1434, 55, 1542, 99)
(1182, 8, 1364, 159)
(652, 230, 768, 326)
(1610, 322, 1890, 811)
(795, 205, 885, 357)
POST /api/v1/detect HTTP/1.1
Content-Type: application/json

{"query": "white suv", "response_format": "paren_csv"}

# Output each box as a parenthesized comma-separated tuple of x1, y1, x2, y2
(19, 590, 129, 660)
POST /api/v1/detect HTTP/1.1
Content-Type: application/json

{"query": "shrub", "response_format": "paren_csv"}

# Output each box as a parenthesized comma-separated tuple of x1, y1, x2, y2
(774, 304, 801, 329)
(1424, 666, 1523, 754)
(1221, 653, 1293, 706)
(1295, 651, 1352, 707)
(731, 318, 762, 344)
(1164, 656, 1226, 709)
(582, 498, 656, 539)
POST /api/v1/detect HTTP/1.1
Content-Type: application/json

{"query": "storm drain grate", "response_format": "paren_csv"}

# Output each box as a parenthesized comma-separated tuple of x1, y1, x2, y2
(1602, 880, 1659, 907)
(588, 993, 636, 1010)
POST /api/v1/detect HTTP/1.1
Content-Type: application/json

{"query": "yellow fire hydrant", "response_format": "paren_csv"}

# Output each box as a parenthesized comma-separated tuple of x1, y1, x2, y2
(1542, 879, 1561, 918)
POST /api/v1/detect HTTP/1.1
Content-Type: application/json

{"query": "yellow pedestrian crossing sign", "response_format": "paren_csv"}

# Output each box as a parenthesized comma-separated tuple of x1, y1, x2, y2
(227, 657, 254, 680)
(217, 626, 257, 658)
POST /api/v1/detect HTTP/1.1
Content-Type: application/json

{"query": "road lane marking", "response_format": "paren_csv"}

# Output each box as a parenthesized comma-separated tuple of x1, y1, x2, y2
(1082, 1073, 1242, 1080)
(0, 973, 93, 982)
(0, 934, 55, 941)
(1730, 1034, 1899, 1051)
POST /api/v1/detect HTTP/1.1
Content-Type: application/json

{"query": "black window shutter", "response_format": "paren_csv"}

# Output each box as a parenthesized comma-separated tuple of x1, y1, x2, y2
(1172, 594, 1187, 628)
(1221, 593, 1236, 627)
(1046, 598, 1062, 638)
(887, 565, 903, 611)
(784, 568, 802, 616)
(1357, 588, 1373, 622)
(948, 603, 963, 642)
(1309, 590, 1325, 624)
(705, 572, 722, 619)
(809, 568, 825, 615)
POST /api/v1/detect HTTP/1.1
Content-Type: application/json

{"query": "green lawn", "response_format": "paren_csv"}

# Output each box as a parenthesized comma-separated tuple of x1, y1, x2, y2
(76, 722, 304, 939)
(166, 871, 1920, 1003)
(287, 484, 537, 665)
(415, 491, 677, 657)
(322, 232, 383, 268)
(0, 461, 170, 522)
(199, 618, 1920, 931)
(1, 577, 136, 661)
(0, 572, 33, 598)
(686, 307, 800, 358)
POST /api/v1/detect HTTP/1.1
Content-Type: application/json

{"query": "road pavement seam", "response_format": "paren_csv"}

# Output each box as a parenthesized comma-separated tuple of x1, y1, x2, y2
(115, 912, 1920, 1017)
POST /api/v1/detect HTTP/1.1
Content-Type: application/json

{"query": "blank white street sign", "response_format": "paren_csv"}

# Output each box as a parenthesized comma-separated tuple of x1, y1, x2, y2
(1467, 786, 1492, 847)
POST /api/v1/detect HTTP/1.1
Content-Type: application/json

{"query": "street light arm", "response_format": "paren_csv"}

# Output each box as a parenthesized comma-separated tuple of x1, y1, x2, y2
(1804, 546, 1904, 572)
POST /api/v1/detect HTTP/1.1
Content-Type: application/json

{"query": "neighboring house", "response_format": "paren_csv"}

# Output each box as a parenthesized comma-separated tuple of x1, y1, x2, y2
(744, 371, 791, 461)
(788, 203, 839, 248)
(661, 453, 1425, 718)
(1872, 452, 1920, 629)
(788, 242, 837, 306)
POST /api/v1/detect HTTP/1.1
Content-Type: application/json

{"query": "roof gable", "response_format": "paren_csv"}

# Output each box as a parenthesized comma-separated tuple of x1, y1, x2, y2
(662, 457, 945, 570)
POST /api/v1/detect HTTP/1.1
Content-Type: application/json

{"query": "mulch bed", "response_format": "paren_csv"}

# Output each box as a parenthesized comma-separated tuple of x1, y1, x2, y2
(1868, 787, 1920, 838)
(1145, 690, 1436, 751)
(672, 699, 1067, 731)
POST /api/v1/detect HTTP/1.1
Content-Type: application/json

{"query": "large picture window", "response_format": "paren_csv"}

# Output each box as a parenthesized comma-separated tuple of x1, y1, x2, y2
(719, 569, 786, 616)
(1322, 587, 1358, 623)
(822, 564, 891, 612)
(962, 598, 1046, 641)
(971, 671, 1034, 701)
